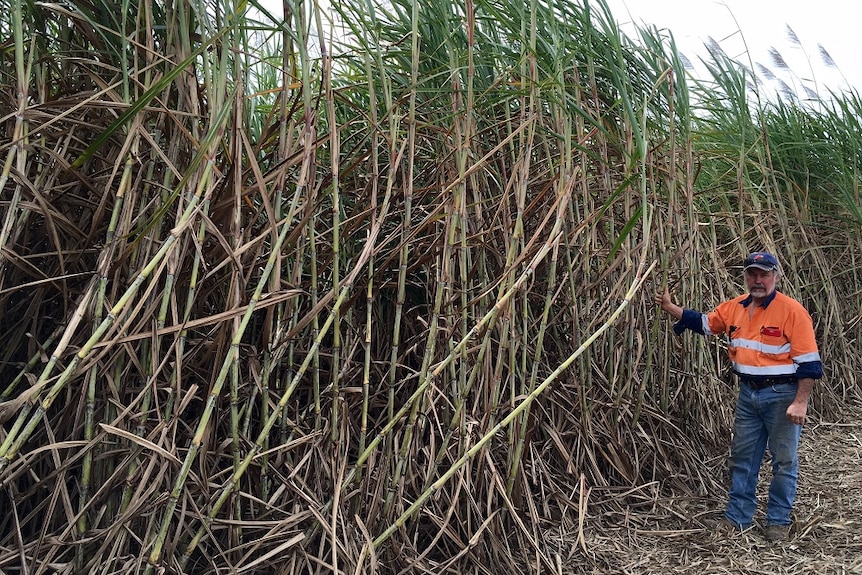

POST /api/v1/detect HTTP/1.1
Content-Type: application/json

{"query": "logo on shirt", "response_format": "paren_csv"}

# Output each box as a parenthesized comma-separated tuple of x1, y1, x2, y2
(761, 326, 782, 337)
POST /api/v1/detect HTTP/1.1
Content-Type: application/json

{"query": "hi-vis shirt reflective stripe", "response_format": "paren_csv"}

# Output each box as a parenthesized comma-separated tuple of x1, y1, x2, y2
(699, 291, 822, 378)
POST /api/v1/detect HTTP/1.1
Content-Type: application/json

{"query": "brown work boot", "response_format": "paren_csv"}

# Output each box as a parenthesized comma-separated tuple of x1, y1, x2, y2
(764, 524, 791, 542)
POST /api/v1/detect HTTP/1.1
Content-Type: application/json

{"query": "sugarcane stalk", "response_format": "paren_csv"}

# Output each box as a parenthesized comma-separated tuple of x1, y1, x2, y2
(346, 230, 560, 501)
(77, 150, 134, 548)
(229, 14, 246, 545)
(384, 0, 418, 432)
(453, 0, 473, 462)
(0, 0, 31, 276)
(637, 63, 680, 426)
(0, 334, 55, 403)
(433, 0, 527, 471)
(325, 36, 342, 449)
(506, 207, 564, 496)
(358, 41, 382, 476)
(326, 82, 348, 555)
(0, 274, 97, 461)
(508, 46, 576, 490)
(308, 201, 322, 431)
(145, 16, 242, 563)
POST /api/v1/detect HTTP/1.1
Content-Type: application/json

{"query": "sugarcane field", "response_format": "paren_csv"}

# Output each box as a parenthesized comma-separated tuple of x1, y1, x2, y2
(0, 0, 860, 573)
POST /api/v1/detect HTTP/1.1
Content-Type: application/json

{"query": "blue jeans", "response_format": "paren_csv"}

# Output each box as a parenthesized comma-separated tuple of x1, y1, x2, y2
(724, 382, 802, 528)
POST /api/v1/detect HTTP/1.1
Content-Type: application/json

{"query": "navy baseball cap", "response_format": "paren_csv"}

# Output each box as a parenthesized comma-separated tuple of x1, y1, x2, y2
(744, 251, 779, 272)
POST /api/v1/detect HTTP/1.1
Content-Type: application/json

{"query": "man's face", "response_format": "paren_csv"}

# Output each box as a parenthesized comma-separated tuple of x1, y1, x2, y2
(745, 268, 778, 300)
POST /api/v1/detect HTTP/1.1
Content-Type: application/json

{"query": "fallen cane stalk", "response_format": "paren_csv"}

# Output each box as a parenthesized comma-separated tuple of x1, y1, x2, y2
(371, 258, 657, 548)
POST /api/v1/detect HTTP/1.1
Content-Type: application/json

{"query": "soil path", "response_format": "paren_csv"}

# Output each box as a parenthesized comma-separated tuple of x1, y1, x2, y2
(555, 409, 862, 574)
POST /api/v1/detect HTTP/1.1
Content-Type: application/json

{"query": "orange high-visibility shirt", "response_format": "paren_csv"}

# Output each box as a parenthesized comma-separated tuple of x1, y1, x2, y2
(677, 290, 822, 380)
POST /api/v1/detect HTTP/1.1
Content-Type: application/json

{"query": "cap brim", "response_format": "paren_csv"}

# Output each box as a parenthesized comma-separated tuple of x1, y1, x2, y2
(745, 264, 775, 271)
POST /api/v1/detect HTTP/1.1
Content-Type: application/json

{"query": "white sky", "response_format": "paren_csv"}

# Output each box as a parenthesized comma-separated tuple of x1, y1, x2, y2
(604, 0, 861, 98)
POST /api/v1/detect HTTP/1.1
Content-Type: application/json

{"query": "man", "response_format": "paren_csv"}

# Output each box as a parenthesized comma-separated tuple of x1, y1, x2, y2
(654, 251, 822, 542)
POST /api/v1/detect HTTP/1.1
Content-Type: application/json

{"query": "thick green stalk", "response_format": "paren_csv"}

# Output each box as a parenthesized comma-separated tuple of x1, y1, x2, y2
(358, 29, 383, 473)
(77, 151, 133, 543)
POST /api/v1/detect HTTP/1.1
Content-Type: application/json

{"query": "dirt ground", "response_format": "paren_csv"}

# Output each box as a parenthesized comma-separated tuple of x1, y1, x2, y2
(547, 409, 862, 574)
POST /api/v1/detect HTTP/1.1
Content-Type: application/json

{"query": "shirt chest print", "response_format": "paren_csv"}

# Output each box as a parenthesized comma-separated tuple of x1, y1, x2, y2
(761, 326, 782, 337)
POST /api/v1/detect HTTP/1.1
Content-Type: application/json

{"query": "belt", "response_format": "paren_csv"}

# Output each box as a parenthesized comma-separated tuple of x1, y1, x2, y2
(740, 377, 797, 390)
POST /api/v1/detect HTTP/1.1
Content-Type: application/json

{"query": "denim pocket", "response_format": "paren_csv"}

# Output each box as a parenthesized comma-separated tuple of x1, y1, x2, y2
(769, 383, 798, 394)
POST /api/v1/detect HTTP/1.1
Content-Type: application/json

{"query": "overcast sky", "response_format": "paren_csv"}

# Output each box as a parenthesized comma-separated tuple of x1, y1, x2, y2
(254, 0, 859, 99)
(604, 0, 860, 98)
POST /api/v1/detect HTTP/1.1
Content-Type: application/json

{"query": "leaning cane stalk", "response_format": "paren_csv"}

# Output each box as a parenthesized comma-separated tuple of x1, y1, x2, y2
(347, 230, 560, 497)
(429, 305, 501, 488)
(371, 258, 657, 549)
(0, 275, 97, 462)
(0, 334, 54, 402)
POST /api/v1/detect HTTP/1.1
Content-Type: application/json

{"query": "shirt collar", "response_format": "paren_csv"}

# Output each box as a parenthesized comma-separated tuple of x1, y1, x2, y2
(740, 289, 778, 308)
